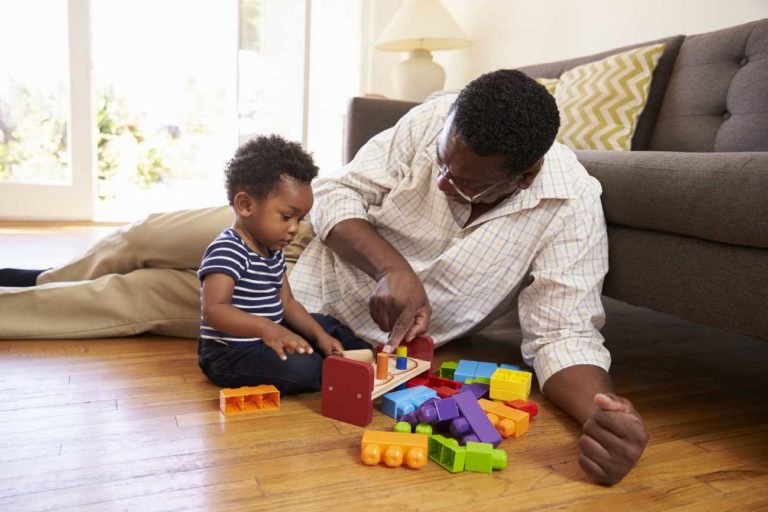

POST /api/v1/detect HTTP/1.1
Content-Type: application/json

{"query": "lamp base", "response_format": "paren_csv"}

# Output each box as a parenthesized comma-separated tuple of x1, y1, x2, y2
(393, 49, 446, 102)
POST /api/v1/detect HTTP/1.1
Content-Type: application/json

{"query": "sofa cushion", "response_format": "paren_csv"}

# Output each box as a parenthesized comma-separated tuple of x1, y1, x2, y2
(576, 150, 768, 249)
(534, 77, 558, 94)
(650, 18, 768, 152)
(553, 43, 666, 151)
(519, 35, 685, 151)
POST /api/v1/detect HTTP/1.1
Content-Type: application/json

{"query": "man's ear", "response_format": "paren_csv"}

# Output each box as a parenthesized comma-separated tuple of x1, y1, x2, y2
(233, 191, 256, 217)
(517, 158, 544, 189)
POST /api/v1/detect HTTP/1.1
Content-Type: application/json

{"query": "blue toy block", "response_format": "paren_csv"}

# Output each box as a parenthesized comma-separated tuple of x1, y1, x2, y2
(381, 385, 437, 420)
(500, 363, 521, 371)
(475, 362, 497, 380)
(450, 391, 502, 447)
(453, 360, 478, 383)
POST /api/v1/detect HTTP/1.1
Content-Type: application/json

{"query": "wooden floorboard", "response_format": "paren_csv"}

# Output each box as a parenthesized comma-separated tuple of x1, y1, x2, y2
(1, 227, 768, 511)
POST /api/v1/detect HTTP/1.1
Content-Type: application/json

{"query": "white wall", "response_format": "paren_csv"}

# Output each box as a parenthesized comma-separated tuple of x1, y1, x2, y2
(367, 0, 768, 98)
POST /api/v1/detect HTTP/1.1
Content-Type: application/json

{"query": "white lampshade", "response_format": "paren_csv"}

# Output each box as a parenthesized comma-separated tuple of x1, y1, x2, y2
(375, 0, 471, 102)
(375, 0, 471, 52)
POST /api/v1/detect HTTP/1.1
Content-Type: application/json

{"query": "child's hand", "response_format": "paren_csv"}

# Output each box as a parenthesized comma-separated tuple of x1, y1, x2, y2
(316, 334, 344, 357)
(579, 393, 648, 485)
(261, 325, 314, 361)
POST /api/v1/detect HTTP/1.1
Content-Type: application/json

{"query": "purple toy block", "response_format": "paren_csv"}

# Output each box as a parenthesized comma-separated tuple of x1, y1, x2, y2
(452, 391, 502, 447)
(416, 396, 459, 424)
(400, 411, 419, 426)
(461, 382, 490, 399)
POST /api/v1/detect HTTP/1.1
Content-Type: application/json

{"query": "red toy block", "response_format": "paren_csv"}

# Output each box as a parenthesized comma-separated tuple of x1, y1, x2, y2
(322, 336, 435, 427)
(504, 399, 539, 418)
(406, 374, 462, 398)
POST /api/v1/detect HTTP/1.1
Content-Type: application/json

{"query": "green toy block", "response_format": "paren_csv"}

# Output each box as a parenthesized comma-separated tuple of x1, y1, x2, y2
(393, 421, 412, 433)
(415, 422, 433, 435)
(464, 441, 508, 473)
(465, 377, 490, 385)
(439, 361, 457, 380)
(428, 434, 466, 473)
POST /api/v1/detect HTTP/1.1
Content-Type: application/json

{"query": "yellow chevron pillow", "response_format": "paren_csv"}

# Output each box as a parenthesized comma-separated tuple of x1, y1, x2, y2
(554, 43, 666, 151)
(535, 77, 559, 95)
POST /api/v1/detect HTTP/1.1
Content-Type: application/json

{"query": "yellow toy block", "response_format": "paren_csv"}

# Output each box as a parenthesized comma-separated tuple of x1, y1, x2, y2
(489, 368, 532, 401)
(478, 399, 530, 438)
(220, 385, 280, 415)
(360, 430, 429, 469)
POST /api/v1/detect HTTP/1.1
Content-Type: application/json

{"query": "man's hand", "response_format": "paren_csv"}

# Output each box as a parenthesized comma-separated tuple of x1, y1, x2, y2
(579, 393, 648, 485)
(261, 325, 314, 361)
(369, 268, 431, 352)
(316, 334, 344, 357)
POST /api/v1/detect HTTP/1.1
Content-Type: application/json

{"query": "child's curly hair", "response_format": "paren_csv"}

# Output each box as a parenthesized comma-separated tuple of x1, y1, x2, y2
(224, 135, 318, 204)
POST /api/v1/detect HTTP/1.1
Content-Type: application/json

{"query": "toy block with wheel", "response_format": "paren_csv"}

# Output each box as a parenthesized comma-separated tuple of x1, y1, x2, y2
(360, 430, 429, 469)
(478, 398, 530, 438)
(321, 336, 434, 427)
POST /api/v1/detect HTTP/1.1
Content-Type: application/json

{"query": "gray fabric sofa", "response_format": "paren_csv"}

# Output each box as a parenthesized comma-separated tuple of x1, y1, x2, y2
(342, 18, 768, 342)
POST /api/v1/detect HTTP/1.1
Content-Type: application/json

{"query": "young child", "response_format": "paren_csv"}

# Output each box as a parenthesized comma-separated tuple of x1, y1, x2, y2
(197, 135, 372, 395)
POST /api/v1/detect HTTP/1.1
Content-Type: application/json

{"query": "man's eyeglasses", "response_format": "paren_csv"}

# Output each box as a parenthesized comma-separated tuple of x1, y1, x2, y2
(427, 151, 518, 204)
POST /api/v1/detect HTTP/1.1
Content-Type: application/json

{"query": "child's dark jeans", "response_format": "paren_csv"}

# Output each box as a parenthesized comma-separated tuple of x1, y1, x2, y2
(197, 313, 374, 396)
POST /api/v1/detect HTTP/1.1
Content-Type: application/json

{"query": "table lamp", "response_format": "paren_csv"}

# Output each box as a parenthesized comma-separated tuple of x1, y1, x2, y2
(375, 0, 471, 101)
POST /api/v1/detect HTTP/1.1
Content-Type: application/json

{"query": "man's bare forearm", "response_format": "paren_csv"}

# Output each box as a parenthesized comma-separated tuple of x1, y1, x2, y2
(542, 364, 614, 425)
(324, 218, 412, 280)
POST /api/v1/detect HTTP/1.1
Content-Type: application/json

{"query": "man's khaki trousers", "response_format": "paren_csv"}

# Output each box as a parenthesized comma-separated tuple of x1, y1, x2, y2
(0, 206, 316, 339)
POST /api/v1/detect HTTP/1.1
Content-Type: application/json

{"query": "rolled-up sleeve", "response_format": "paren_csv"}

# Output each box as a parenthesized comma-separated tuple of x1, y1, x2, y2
(311, 99, 443, 241)
(518, 189, 611, 389)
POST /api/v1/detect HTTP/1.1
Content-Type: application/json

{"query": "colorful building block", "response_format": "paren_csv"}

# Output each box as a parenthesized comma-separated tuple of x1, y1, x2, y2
(381, 385, 437, 419)
(464, 441, 508, 473)
(428, 434, 466, 473)
(478, 398, 530, 438)
(407, 374, 462, 398)
(394, 421, 411, 433)
(219, 385, 279, 415)
(449, 391, 503, 447)
(454, 360, 521, 384)
(360, 430, 428, 469)
(415, 396, 460, 424)
(439, 361, 457, 379)
(453, 360, 478, 383)
(460, 382, 489, 399)
(415, 423, 433, 435)
(489, 368, 532, 401)
(505, 399, 539, 418)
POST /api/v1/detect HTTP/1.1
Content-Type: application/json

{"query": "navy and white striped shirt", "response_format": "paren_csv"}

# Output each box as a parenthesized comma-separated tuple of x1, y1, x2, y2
(198, 228, 285, 344)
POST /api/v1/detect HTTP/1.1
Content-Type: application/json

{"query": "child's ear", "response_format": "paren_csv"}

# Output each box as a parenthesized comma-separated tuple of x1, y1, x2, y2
(233, 191, 257, 217)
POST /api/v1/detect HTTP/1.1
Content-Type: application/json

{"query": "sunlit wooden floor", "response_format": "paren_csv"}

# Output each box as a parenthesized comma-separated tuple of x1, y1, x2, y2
(1, 226, 767, 511)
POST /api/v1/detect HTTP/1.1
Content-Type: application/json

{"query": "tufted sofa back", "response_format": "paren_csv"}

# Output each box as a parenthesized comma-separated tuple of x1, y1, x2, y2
(649, 18, 768, 152)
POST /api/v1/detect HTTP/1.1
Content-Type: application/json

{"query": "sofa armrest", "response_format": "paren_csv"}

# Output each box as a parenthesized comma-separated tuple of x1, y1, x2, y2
(343, 97, 420, 164)
(575, 150, 768, 249)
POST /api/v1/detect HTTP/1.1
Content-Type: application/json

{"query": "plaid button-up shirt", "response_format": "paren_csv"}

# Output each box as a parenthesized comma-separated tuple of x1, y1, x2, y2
(290, 94, 611, 388)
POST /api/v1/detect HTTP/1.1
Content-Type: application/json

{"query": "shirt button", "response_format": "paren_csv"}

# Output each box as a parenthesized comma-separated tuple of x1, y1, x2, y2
(739, 56, 749, 66)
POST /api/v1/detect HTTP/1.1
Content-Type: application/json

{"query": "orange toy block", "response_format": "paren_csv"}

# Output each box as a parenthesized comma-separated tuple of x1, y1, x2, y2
(478, 398, 529, 438)
(220, 385, 280, 415)
(360, 430, 429, 469)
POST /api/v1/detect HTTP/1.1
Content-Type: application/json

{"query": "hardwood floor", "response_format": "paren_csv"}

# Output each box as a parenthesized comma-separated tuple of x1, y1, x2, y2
(1, 226, 767, 511)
